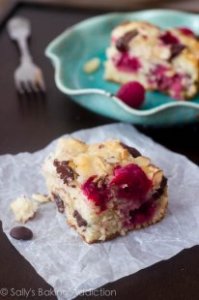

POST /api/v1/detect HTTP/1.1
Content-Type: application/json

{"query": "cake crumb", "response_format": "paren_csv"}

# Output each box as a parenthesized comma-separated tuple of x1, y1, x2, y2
(83, 58, 100, 73)
(32, 193, 50, 204)
(10, 196, 38, 223)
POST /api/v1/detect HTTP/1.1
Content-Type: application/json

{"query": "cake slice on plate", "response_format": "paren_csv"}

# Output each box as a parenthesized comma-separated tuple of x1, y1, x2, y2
(105, 21, 199, 100)
(43, 138, 168, 243)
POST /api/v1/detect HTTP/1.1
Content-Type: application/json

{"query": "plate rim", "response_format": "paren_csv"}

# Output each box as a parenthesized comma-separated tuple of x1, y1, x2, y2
(45, 9, 199, 117)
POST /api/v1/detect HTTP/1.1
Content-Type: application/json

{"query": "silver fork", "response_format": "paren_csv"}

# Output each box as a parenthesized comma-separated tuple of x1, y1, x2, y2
(7, 17, 46, 94)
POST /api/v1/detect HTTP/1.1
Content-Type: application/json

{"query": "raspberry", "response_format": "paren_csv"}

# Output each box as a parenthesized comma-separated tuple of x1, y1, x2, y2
(116, 81, 145, 109)
(178, 27, 195, 37)
(82, 176, 110, 211)
(160, 31, 179, 45)
(110, 164, 152, 203)
(115, 53, 141, 72)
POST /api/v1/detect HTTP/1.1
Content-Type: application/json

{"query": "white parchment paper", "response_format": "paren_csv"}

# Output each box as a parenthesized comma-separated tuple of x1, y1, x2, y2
(0, 123, 199, 300)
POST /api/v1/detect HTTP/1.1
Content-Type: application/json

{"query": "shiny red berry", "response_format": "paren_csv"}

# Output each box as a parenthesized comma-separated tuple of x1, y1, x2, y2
(116, 81, 145, 109)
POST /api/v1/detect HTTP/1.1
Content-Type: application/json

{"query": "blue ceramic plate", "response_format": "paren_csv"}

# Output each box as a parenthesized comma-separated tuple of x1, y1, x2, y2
(45, 9, 199, 126)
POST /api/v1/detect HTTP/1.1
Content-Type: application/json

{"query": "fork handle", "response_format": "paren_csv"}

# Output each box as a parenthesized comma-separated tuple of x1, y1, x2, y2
(7, 17, 32, 64)
(17, 37, 33, 64)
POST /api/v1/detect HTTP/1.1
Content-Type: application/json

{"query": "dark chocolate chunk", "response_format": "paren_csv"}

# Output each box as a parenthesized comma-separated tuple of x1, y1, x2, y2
(153, 176, 168, 199)
(120, 142, 141, 158)
(10, 226, 33, 241)
(169, 44, 186, 61)
(98, 144, 105, 149)
(52, 193, 65, 213)
(54, 159, 77, 184)
(116, 29, 138, 52)
(73, 210, 87, 227)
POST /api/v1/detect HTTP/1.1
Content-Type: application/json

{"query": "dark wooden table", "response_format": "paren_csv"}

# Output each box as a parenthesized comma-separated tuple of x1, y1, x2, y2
(0, 3, 199, 300)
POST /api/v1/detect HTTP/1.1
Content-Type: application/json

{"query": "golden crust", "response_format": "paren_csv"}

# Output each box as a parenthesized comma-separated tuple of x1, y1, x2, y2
(52, 138, 164, 186)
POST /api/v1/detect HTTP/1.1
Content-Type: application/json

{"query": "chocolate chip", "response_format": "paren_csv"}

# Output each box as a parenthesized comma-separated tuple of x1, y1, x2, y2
(52, 193, 65, 213)
(120, 143, 141, 158)
(10, 226, 33, 241)
(160, 176, 168, 191)
(54, 160, 77, 184)
(98, 144, 105, 149)
(116, 30, 138, 52)
(153, 176, 168, 199)
(73, 210, 87, 227)
(169, 44, 186, 61)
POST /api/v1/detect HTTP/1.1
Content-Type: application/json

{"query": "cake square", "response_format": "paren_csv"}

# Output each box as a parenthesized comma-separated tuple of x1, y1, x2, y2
(43, 138, 168, 243)
(105, 21, 199, 100)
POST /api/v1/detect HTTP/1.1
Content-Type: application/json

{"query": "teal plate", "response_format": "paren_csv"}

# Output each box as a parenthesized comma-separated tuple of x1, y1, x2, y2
(45, 9, 199, 127)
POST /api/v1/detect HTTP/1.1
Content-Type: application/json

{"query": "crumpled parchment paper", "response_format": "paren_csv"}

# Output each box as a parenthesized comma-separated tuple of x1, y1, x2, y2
(0, 123, 199, 300)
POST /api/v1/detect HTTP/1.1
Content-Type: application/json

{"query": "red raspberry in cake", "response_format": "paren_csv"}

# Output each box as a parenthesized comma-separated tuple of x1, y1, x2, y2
(82, 176, 110, 211)
(160, 31, 179, 45)
(111, 164, 152, 202)
(178, 27, 195, 37)
(114, 53, 141, 73)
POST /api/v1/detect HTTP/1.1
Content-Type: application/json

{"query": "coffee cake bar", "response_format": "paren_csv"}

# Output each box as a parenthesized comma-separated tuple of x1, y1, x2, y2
(105, 21, 199, 100)
(43, 138, 168, 243)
